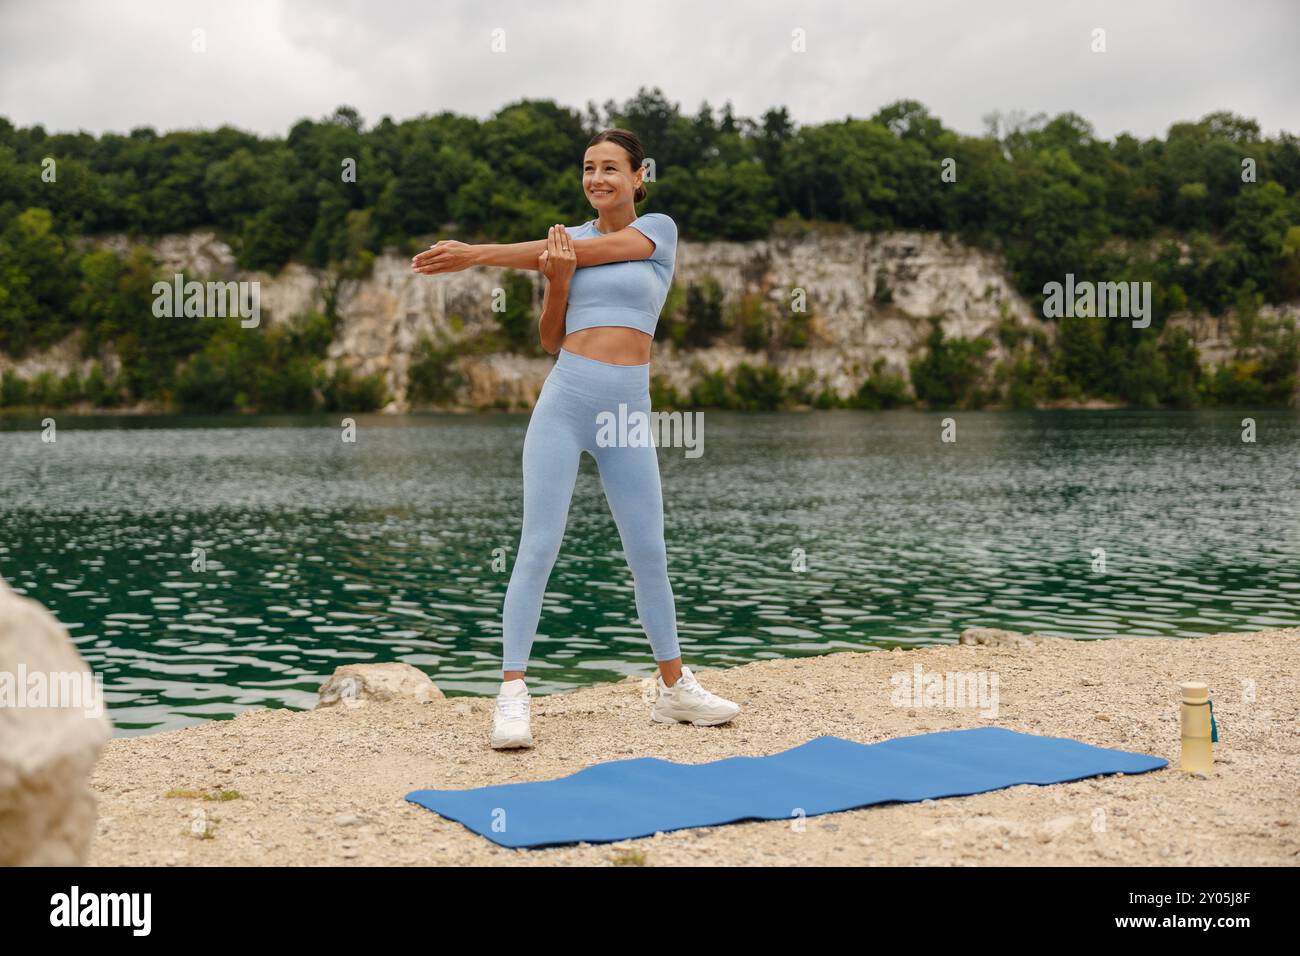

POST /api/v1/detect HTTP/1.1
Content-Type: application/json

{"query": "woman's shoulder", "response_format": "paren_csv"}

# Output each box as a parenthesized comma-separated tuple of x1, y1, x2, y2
(638, 211, 676, 226)
(634, 211, 678, 241)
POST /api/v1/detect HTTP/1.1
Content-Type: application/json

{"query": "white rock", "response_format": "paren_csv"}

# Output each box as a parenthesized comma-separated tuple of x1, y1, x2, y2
(316, 662, 444, 708)
(0, 575, 113, 864)
(959, 627, 1049, 648)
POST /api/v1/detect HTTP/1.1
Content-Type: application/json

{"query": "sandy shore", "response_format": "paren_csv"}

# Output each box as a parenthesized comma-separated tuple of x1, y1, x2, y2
(86, 628, 1299, 866)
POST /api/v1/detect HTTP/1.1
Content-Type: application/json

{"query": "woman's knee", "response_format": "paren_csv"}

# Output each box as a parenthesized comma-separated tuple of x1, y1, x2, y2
(625, 537, 668, 576)
(513, 537, 562, 580)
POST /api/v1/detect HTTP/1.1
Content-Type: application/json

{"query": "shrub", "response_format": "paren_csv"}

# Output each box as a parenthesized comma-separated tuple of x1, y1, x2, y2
(407, 334, 466, 406)
(852, 357, 911, 409)
(683, 277, 726, 348)
(322, 366, 390, 412)
(908, 319, 993, 408)
(732, 292, 769, 351)
(0, 369, 28, 407)
(732, 363, 786, 410)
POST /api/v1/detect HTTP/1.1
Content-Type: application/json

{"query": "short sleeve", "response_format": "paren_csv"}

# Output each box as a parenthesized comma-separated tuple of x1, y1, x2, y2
(627, 212, 677, 266)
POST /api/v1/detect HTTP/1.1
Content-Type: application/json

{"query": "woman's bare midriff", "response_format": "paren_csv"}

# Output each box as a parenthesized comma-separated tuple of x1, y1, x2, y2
(562, 326, 653, 365)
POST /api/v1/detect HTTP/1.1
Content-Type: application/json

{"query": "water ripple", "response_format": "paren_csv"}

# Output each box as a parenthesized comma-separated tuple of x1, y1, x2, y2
(1, 409, 1297, 736)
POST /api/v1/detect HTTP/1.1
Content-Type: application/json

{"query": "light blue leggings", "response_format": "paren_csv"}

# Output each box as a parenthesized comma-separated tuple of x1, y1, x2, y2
(501, 347, 681, 672)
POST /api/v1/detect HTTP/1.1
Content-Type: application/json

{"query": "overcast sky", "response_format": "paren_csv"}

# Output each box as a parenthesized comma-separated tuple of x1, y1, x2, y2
(2, 0, 1297, 142)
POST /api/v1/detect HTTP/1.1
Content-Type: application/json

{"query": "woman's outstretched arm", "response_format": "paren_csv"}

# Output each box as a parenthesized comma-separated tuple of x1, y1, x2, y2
(411, 223, 655, 275)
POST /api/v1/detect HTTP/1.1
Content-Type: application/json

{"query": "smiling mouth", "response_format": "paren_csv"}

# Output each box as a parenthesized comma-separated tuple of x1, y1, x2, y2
(591, 189, 612, 196)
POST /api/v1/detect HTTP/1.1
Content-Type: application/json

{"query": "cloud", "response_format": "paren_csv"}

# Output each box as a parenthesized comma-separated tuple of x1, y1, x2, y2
(1, 0, 1296, 139)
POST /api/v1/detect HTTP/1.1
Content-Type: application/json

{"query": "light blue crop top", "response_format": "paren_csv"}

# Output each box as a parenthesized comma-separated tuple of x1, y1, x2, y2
(563, 212, 678, 337)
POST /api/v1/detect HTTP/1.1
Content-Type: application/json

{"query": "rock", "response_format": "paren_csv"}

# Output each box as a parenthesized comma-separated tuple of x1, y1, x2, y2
(0, 575, 113, 865)
(35, 231, 1300, 413)
(958, 627, 1059, 649)
(1036, 814, 1080, 842)
(316, 662, 444, 708)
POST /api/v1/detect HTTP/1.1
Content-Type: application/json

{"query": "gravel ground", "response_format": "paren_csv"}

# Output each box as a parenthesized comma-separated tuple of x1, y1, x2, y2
(86, 627, 1300, 866)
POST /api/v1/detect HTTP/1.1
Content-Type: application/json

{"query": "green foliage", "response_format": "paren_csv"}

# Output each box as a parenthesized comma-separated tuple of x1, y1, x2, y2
(687, 366, 731, 407)
(2, 96, 1300, 410)
(1002, 352, 1049, 409)
(171, 311, 363, 414)
(57, 368, 83, 405)
(1160, 327, 1202, 407)
(685, 362, 787, 410)
(909, 319, 994, 408)
(175, 316, 310, 413)
(785, 367, 818, 406)
(779, 296, 812, 349)
(322, 366, 390, 412)
(851, 357, 912, 409)
(812, 387, 845, 409)
(994, 320, 1069, 408)
(27, 370, 58, 407)
(0, 98, 1295, 301)
(83, 363, 121, 407)
(0, 369, 27, 407)
(406, 333, 466, 406)
(732, 291, 769, 351)
(732, 363, 786, 410)
(653, 282, 688, 347)
(491, 270, 540, 354)
(1204, 309, 1298, 405)
(0, 208, 72, 355)
(649, 373, 684, 409)
(873, 274, 894, 305)
(683, 276, 727, 348)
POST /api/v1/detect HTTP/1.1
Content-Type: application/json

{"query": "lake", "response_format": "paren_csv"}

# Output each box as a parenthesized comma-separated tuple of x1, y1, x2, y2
(1, 408, 1297, 737)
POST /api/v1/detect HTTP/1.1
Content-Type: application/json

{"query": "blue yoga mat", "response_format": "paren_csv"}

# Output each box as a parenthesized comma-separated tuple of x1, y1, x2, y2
(405, 727, 1167, 849)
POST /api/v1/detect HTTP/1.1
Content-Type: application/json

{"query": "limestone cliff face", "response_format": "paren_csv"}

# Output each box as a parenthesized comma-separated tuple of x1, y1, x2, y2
(1166, 306, 1300, 369)
(645, 230, 1036, 405)
(4, 229, 1286, 410)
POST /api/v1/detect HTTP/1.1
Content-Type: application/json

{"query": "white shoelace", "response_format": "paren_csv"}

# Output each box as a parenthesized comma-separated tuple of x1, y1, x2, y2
(498, 695, 529, 720)
(675, 671, 726, 705)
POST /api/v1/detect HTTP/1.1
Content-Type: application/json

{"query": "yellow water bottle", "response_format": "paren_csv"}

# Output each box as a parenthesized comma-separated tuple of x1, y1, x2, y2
(1179, 681, 1216, 772)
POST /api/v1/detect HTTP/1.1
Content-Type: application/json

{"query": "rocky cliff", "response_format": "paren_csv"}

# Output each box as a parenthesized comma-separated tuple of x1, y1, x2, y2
(4, 228, 1290, 411)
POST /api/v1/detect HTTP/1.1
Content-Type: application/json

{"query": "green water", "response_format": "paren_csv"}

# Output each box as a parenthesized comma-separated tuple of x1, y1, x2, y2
(1, 409, 1297, 738)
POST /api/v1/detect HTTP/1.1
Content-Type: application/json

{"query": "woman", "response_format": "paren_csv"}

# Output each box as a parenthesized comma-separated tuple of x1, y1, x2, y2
(411, 128, 740, 749)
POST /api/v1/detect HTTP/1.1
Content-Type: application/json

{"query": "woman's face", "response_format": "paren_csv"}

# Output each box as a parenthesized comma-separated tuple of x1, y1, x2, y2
(583, 142, 641, 211)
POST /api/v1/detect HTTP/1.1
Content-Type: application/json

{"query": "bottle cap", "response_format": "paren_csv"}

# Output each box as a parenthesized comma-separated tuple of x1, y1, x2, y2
(1179, 680, 1209, 702)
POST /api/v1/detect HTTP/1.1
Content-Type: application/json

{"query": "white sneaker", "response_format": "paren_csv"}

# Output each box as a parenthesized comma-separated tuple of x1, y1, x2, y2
(491, 678, 534, 749)
(650, 665, 740, 726)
